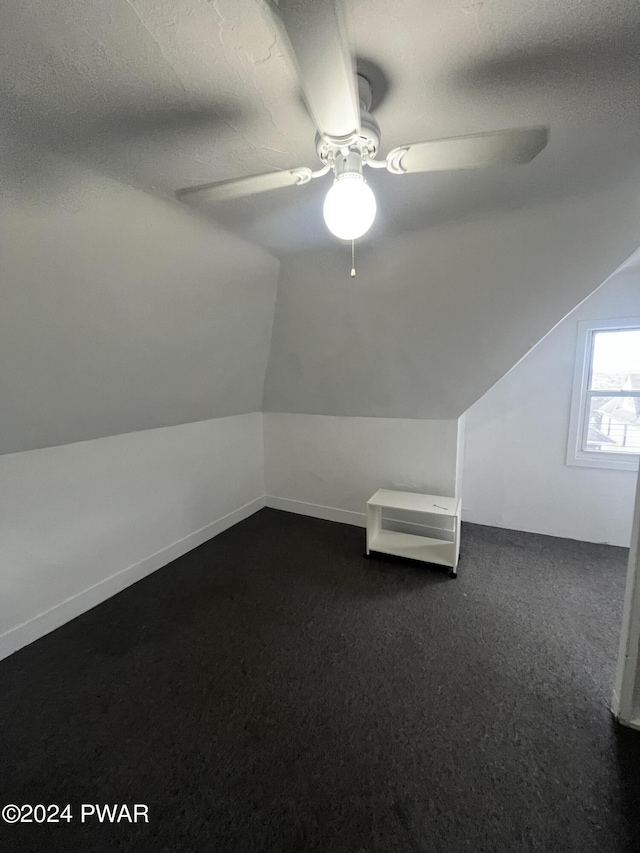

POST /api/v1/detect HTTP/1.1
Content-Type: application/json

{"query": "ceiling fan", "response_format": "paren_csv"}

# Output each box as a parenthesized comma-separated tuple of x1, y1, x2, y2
(175, 0, 549, 242)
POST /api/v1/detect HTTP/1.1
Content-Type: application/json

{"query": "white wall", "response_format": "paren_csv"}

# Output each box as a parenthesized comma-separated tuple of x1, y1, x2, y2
(0, 413, 264, 660)
(462, 252, 640, 546)
(263, 413, 458, 526)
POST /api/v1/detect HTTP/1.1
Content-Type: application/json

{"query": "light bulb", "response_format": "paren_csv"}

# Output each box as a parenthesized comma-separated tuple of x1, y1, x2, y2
(323, 173, 376, 240)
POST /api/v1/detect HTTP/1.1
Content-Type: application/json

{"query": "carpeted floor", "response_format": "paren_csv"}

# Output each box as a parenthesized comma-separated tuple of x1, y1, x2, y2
(1, 508, 639, 852)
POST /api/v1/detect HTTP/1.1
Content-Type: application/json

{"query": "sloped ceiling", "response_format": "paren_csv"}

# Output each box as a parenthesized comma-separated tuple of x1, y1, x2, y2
(1, 0, 639, 444)
(0, 139, 279, 455)
(264, 182, 640, 418)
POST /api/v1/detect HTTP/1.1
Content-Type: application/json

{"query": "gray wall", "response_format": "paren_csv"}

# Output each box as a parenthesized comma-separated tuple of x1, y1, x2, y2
(0, 144, 279, 454)
(264, 181, 640, 419)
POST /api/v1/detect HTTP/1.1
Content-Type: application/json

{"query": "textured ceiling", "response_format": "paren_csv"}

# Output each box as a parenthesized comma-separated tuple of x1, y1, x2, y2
(2, 0, 639, 254)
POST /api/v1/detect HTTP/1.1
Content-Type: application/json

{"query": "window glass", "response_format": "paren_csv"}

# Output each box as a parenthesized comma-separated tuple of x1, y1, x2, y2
(584, 329, 640, 456)
(568, 321, 640, 470)
(585, 395, 640, 455)
(589, 329, 640, 390)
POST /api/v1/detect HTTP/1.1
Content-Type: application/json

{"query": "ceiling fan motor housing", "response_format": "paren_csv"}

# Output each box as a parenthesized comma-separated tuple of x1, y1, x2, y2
(315, 74, 381, 166)
(315, 109, 381, 163)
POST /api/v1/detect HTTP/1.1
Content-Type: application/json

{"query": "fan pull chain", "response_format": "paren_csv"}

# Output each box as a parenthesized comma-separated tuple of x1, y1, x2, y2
(350, 239, 356, 277)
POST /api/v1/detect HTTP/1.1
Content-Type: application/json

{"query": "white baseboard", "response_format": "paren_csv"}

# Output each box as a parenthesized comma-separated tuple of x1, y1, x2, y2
(0, 496, 265, 662)
(265, 495, 364, 527)
(264, 495, 452, 538)
(611, 689, 640, 730)
(615, 714, 640, 731)
(611, 689, 620, 717)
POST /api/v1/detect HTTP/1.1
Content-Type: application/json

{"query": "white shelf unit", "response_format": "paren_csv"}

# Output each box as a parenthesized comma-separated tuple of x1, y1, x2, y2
(366, 489, 461, 577)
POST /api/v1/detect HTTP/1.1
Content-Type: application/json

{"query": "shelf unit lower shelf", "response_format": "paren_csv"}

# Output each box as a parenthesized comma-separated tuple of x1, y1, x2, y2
(368, 530, 456, 568)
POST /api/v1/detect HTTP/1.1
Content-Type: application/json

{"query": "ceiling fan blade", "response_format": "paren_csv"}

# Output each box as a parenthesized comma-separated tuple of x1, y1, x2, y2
(175, 167, 314, 203)
(386, 126, 549, 174)
(263, 0, 360, 143)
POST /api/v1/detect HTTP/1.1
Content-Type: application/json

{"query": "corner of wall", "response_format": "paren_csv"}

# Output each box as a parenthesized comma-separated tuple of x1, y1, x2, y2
(260, 257, 283, 414)
(455, 412, 466, 499)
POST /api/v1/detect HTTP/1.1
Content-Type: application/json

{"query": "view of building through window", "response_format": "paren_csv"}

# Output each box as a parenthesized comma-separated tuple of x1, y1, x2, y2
(586, 329, 640, 455)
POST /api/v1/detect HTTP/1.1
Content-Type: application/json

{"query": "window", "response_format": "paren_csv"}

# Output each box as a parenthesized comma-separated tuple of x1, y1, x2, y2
(567, 318, 640, 471)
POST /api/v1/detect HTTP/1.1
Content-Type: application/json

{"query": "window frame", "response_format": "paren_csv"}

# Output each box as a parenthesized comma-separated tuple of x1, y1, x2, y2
(567, 317, 640, 472)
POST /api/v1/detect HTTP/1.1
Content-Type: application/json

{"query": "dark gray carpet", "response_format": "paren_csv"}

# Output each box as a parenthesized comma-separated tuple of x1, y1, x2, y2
(1, 508, 639, 852)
